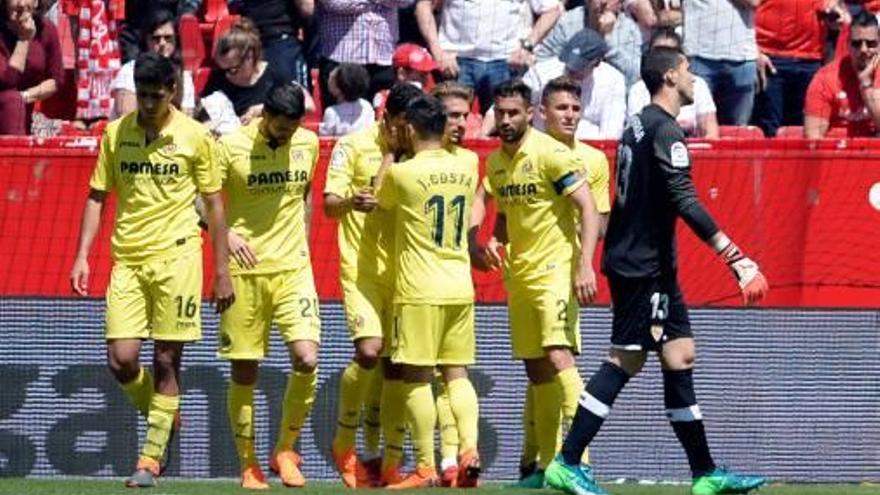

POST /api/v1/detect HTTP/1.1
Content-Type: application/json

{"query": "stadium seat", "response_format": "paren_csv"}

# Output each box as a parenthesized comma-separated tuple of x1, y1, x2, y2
(194, 67, 212, 96)
(775, 126, 803, 139)
(200, 0, 229, 24)
(179, 14, 205, 73)
(719, 125, 765, 139)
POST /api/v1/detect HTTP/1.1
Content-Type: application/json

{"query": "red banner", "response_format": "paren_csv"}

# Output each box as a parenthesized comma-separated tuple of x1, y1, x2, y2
(1, 136, 878, 308)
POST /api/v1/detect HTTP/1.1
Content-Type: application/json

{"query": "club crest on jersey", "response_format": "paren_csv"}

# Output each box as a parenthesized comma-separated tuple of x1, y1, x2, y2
(521, 161, 534, 174)
(162, 143, 177, 154)
(670, 142, 689, 169)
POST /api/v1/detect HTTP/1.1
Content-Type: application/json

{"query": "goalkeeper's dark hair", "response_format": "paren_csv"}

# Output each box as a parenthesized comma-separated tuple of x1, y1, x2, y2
(385, 83, 424, 118)
(406, 95, 447, 140)
(542, 76, 581, 104)
(642, 46, 685, 96)
(493, 78, 532, 106)
(264, 82, 306, 120)
(134, 52, 177, 90)
(852, 11, 879, 31)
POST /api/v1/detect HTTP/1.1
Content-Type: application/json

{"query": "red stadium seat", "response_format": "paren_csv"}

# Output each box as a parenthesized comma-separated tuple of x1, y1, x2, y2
(179, 14, 205, 72)
(194, 67, 212, 96)
(718, 125, 765, 139)
(201, 0, 229, 24)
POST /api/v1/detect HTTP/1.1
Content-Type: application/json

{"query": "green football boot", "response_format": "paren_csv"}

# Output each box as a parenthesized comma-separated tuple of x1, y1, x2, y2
(692, 467, 767, 495)
(545, 454, 608, 495)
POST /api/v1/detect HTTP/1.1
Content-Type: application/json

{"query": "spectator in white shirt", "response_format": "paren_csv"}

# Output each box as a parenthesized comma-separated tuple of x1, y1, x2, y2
(485, 28, 626, 139)
(320, 63, 375, 137)
(415, 0, 562, 112)
(627, 27, 718, 137)
(111, 10, 195, 118)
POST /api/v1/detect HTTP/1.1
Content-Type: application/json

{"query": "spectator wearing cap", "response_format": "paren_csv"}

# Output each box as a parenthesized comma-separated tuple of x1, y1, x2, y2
(0, 0, 63, 135)
(804, 11, 880, 137)
(320, 62, 374, 136)
(237, 0, 314, 88)
(111, 9, 195, 118)
(372, 42, 437, 119)
(683, 0, 758, 126)
(415, 0, 563, 113)
(484, 28, 626, 138)
(317, 0, 413, 110)
(534, 0, 643, 88)
(753, 0, 849, 136)
(627, 27, 718, 138)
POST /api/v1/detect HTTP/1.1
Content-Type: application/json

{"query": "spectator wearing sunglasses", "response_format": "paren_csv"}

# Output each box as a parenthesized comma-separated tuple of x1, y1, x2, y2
(111, 9, 195, 118)
(804, 11, 880, 137)
(202, 18, 313, 125)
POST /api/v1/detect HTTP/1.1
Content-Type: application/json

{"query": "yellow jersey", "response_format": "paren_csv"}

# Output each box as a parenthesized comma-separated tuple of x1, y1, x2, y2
(572, 140, 611, 214)
(323, 124, 395, 287)
(218, 120, 319, 275)
(377, 147, 478, 305)
(483, 128, 586, 284)
(89, 108, 220, 265)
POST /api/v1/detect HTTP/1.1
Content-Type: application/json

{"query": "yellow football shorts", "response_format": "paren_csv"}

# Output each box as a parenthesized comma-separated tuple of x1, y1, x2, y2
(508, 279, 580, 360)
(391, 303, 475, 366)
(341, 278, 393, 345)
(105, 249, 203, 342)
(218, 269, 321, 360)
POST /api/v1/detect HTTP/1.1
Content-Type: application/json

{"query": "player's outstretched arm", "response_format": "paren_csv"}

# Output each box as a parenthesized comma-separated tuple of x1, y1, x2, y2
(569, 183, 600, 305)
(70, 188, 107, 296)
(201, 192, 235, 313)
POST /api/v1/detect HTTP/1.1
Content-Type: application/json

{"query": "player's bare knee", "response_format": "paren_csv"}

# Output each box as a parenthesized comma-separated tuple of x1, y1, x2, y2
(607, 349, 646, 377)
(402, 365, 433, 383)
(545, 346, 576, 372)
(354, 338, 382, 368)
(383, 358, 404, 380)
(524, 357, 557, 384)
(106, 356, 139, 383)
(660, 338, 696, 370)
(440, 365, 468, 382)
(293, 352, 318, 373)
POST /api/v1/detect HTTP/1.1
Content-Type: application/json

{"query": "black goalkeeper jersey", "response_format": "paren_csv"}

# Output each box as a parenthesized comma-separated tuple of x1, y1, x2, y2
(602, 103, 719, 279)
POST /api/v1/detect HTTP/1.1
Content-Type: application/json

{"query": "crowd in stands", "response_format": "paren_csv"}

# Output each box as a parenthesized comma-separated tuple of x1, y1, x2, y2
(3, 0, 880, 139)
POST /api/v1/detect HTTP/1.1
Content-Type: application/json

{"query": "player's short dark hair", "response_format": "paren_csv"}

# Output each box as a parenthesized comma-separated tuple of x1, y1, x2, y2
(431, 81, 474, 104)
(541, 76, 581, 104)
(134, 52, 177, 90)
(641, 47, 685, 96)
(405, 95, 447, 139)
(385, 83, 424, 118)
(851, 11, 879, 31)
(649, 26, 682, 49)
(493, 78, 532, 106)
(264, 82, 306, 120)
(334, 63, 370, 102)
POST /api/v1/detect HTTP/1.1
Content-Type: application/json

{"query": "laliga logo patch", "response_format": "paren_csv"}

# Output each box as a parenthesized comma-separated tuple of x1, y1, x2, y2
(330, 149, 346, 169)
(670, 141, 689, 169)
(291, 150, 304, 162)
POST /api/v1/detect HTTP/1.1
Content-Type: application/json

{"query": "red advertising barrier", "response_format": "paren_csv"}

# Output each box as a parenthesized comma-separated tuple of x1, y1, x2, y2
(1, 136, 878, 308)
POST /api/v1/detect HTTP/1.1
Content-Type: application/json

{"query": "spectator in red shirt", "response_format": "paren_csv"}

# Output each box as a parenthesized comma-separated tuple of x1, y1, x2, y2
(0, 0, 63, 135)
(754, 0, 849, 136)
(804, 11, 880, 137)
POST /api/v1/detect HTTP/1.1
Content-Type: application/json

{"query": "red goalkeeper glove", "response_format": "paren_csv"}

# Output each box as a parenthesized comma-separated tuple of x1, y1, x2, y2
(718, 241, 769, 306)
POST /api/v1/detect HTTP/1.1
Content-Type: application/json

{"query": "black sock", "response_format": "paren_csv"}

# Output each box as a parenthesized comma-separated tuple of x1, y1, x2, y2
(561, 362, 630, 465)
(663, 368, 716, 477)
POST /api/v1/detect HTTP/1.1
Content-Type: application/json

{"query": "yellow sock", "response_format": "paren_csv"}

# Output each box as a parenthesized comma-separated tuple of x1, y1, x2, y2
(121, 367, 153, 417)
(274, 370, 317, 453)
(435, 379, 459, 464)
(363, 368, 383, 458)
(227, 381, 257, 469)
(141, 393, 179, 461)
(446, 378, 479, 453)
(403, 381, 436, 470)
(334, 362, 375, 452)
(554, 367, 590, 464)
(521, 382, 538, 466)
(381, 379, 407, 471)
(532, 381, 562, 469)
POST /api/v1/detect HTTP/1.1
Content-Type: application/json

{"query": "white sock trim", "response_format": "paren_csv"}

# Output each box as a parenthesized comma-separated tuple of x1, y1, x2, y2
(667, 405, 703, 422)
(579, 391, 611, 419)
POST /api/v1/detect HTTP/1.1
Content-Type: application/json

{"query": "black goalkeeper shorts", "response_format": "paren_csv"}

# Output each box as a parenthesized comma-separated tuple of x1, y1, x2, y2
(608, 274, 692, 352)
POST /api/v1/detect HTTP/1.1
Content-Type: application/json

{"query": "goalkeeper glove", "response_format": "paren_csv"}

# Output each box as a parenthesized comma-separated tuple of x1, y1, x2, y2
(718, 240, 769, 306)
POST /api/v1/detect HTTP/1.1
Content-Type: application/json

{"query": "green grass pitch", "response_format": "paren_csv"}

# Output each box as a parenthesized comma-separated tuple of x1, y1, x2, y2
(1, 479, 878, 495)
